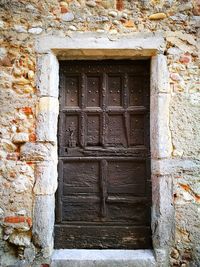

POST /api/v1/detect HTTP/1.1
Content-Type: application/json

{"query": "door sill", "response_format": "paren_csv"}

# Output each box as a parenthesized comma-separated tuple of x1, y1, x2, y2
(50, 249, 156, 267)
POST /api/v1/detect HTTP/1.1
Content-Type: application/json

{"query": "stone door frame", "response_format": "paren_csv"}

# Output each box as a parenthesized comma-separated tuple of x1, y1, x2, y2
(34, 32, 174, 265)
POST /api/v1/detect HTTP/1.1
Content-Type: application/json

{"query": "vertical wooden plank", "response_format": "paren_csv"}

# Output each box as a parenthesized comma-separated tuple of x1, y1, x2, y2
(100, 159, 108, 218)
(58, 113, 63, 155)
(58, 68, 65, 154)
(102, 73, 107, 147)
(124, 111, 130, 147)
(59, 65, 65, 110)
(124, 73, 128, 109)
(81, 73, 86, 109)
(80, 73, 86, 148)
(80, 111, 85, 148)
(124, 73, 130, 147)
(56, 160, 63, 223)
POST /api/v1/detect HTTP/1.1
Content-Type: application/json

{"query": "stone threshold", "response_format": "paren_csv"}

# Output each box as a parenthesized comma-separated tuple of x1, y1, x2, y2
(50, 249, 156, 267)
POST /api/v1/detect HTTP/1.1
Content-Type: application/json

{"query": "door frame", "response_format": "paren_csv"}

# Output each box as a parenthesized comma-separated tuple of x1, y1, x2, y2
(34, 32, 173, 265)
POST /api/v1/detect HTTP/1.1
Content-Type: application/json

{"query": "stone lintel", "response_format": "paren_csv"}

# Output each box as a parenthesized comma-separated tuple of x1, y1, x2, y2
(36, 32, 165, 56)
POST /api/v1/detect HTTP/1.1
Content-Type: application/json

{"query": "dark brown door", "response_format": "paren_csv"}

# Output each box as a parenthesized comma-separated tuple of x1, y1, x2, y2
(55, 60, 151, 249)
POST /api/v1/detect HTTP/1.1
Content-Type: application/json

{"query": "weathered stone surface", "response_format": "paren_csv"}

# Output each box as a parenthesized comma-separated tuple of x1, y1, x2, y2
(61, 12, 75, 22)
(23, 244, 36, 264)
(14, 25, 27, 33)
(60, 1, 68, 13)
(12, 133, 29, 144)
(36, 97, 59, 143)
(101, 0, 116, 9)
(170, 94, 200, 159)
(172, 203, 200, 266)
(13, 77, 30, 86)
(9, 232, 31, 247)
(151, 93, 172, 159)
(86, 1, 96, 7)
(28, 27, 43, 34)
(108, 11, 118, 17)
(36, 53, 59, 97)
(149, 13, 167, 20)
(20, 142, 55, 161)
(68, 25, 77, 31)
(151, 55, 170, 94)
(33, 161, 58, 195)
(0, 47, 7, 59)
(32, 195, 54, 250)
(151, 175, 174, 250)
(152, 159, 200, 176)
(51, 249, 156, 267)
(12, 175, 34, 193)
(166, 31, 196, 46)
(36, 32, 165, 55)
(1, 139, 17, 152)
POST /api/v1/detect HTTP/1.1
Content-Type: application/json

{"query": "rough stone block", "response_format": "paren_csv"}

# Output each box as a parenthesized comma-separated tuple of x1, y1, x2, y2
(36, 53, 59, 97)
(12, 174, 34, 193)
(50, 249, 156, 267)
(1, 139, 17, 152)
(151, 93, 172, 159)
(152, 159, 200, 176)
(151, 55, 170, 94)
(151, 175, 174, 249)
(154, 249, 168, 267)
(20, 142, 56, 161)
(12, 133, 29, 144)
(9, 232, 31, 247)
(36, 97, 59, 143)
(34, 161, 58, 195)
(32, 195, 55, 249)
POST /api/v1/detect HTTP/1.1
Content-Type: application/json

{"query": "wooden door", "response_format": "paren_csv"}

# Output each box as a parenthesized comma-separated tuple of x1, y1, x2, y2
(55, 60, 151, 249)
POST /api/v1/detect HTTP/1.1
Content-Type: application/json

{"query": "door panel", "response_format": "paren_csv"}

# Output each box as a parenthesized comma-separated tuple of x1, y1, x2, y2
(55, 60, 151, 249)
(55, 225, 151, 249)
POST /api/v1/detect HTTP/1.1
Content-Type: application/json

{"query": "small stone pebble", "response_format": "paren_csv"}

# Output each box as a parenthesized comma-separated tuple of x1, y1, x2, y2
(0, 20, 4, 28)
(28, 27, 43, 34)
(61, 12, 75, 22)
(96, 29, 105, 33)
(121, 13, 128, 19)
(109, 29, 118, 35)
(68, 25, 77, 31)
(113, 20, 120, 25)
(14, 25, 27, 33)
(86, 1, 96, 7)
(149, 13, 167, 20)
(108, 11, 118, 17)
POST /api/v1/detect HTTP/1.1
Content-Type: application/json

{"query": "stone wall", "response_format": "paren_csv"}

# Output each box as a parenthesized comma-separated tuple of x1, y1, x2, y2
(0, 0, 199, 266)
